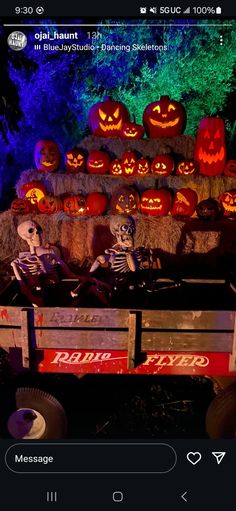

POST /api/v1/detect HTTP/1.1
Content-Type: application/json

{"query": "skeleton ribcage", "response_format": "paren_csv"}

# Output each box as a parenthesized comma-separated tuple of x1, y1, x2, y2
(105, 248, 146, 273)
(12, 254, 58, 279)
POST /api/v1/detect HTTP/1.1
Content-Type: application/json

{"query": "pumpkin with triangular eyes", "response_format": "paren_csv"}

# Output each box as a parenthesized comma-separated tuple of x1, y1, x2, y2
(34, 139, 60, 172)
(109, 159, 123, 176)
(111, 185, 140, 215)
(121, 151, 137, 177)
(88, 97, 130, 138)
(194, 117, 226, 176)
(38, 195, 63, 214)
(143, 96, 186, 138)
(140, 189, 172, 216)
(176, 159, 199, 176)
(120, 121, 144, 140)
(219, 189, 236, 218)
(65, 148, 86, 173)
(134, 157, 151, 176)
(151, 154, 175, 176)
(87, 150, 110, 174)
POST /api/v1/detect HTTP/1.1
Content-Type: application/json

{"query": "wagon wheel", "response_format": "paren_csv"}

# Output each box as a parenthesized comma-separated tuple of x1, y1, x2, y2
(7, 388, 67, 440)
(206, 382, 236, 438)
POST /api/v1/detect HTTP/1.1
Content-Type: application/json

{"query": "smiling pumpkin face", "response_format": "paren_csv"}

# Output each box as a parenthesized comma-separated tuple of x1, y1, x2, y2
(109, 159, 123, 176)
(143, 96, 186, 138)
(87, 150, 110, 174)
(121, 151, 137, 177)
(219, 190, 236, 218)
(176, 159, 199, 176)
(65, 148, 86, 173)
(111, 186, 140, 215)
(120, 122, 144, 140)
(140, 189, 172, 216)
(151, 154, 175, 176)
(34, 140, 60, 172)
(194, 117, 226, 176)
(134, 157, 151, 176)
(88, 97, 130, 138)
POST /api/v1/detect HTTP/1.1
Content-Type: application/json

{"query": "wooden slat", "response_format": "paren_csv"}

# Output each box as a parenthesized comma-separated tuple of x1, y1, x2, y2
(142, 310, 235, 330)
(0, 306, 22, 326)
(20, 309, 30, 368)
(128, 312, 138, 369)
(229, 313, 236, 371)
(35, 330, 128, 349)
(0, 329, 21, 348)
(31, 308, 130, 328)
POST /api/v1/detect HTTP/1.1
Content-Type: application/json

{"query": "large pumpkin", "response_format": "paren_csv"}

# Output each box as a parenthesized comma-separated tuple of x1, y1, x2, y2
(196, 197, 221, 221)
(34, 139, 60, 172)
(176, 159, 199, 176)
(120, 121, 144, 140)
(219, 189, 236, 218)
(11, 198, 34, 215)
(65, 148, 86, 173)
(88, 97, 130, 137)
(140, 189, 172, 216)
(63, 194, 88, 216)
(121, 151, 137, 177)
(151, 154, 175, 176)
(87, 192, 108, 216)
(21, 180, 47, 205)
(194, 117, 226, 176)
(87, 150, 110, 174)
(111, 186, 140, 215)
(109, 159, 123, 176)
(223, 160, 236, 177)
(143, 96, 186, 138)
(134, 157, 151, 176)
(38, 195, 63, 214)
(171, 188, 198, 217)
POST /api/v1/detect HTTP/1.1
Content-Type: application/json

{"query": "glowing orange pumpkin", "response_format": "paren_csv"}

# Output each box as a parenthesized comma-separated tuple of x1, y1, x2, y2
(171, 188, 198, 217)
(134, 157, 151, 176)
(111, 186, 140, 214)
(109, 159, 123, 176)
(38, 195, 63, 214)
(87, 150, 110, 174)
(87, 192, 108, 215)
(63, 194, 88, 216)
(120, 122, 144, 140)
(21, 181, 47, 205)
(11, 198, 34, 215)
(34, 139, 60, 172)
(219, 190, 236, 218)
(143, 96, 186, 138)
(65, 148, 86, 173)
(140, 189, 172, 216)
(88, 97, 130, 137)
(121, 151, 137, 176)
(151, 154, 175, 176)
(176, 159, 199, 176)
(194, 117, 226, 176)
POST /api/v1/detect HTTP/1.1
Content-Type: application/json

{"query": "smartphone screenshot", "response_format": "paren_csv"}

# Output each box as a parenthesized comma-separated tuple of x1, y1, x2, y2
(0, 0, 236, 508)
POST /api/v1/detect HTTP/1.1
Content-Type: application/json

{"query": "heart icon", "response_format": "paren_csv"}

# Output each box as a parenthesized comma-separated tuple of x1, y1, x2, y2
(186, 452, 202, 465)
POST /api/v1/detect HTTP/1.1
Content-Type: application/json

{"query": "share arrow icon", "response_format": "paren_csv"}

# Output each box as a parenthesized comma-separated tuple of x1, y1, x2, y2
(212, 452, 226, 465)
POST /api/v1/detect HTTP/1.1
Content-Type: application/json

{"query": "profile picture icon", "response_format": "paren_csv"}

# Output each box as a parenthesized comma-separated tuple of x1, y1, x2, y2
(7, 31, 27, 51)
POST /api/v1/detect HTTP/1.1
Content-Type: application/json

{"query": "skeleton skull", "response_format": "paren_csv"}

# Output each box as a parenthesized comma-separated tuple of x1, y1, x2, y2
(110, 215, 135, 249)
(17, 221, 43, 249)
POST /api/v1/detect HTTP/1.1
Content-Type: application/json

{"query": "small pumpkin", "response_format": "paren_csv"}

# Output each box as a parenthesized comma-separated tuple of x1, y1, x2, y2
(223, 160, 236, 177)
(194, 117, 226, 176)
(171, 188, 198, 217)
(176, 159, 199, 176)
(87, 192, 108, 216)
(134, 157, 151, 176)
(143, 95, 186, 138)
(34, 139, 60, 172)
(111, 185, 140, 215)
(87, 150, 110, 174)
(218, 189, 236, 218)
(121, 150, 137, 177)
(65, 148, 86, 173)
(88, 96, 130, 137)
(140, 189, 172, 216)
(120, 121, 144, 140)
(63, 194, 88, 216)
(151, 154, 175, 176)
(109, 159, 123, 176)
(11, 198, 34, 215)
(21, 180, 47, 205)
(196, 197, 221, 221)
(38, 195, 63, 214)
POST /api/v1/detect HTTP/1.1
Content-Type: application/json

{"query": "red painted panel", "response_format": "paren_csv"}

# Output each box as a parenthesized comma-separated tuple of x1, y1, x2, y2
(37, 349, 236, 376)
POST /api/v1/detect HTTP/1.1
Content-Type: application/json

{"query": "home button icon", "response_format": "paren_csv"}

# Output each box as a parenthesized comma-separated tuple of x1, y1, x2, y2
(112, 491, 124, 503)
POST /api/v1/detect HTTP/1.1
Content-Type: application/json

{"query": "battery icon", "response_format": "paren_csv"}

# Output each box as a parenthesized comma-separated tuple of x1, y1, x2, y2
(216, 6, 222, 14)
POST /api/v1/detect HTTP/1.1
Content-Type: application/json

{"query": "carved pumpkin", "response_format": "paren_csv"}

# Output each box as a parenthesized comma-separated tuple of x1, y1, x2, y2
(196, 198, 221, 221)
(11, 198, 34, 215)
(223, 160, 236, 177)
(111, 185, 140, 215)
(63, 194, 88, 216)
(65, 148, 86, 173)
(87, 150, 110, 174)
(134, 157, 151, 176)
(219, 190, 236, 218)
(140, 189, 172, 216)
(109, 159, 123, 176)
(171, 188, 198, 217)
(21, 181, 47, 205)
(143, 96, 186, 138)
(38, 195, 63, 214)
(121, 151, 137, 176)
(88, 96, 130, 137)
(120, 121, 144, 140)
(151, 154, 175, 176)
(34, 139, 60, 172)
(194, 117, 226, 176)
(176, 159, 199, 176)
(87, 192, 108, 216)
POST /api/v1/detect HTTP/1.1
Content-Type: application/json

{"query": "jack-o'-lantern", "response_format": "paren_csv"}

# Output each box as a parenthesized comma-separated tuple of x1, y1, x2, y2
(21, 181, 47, 205)
(34, 140, 60, 172)
(219, 190, 236, 218)
(11, 198, 33, 215)
(223, 160, 236, 177)
(38, 195, 63, 214)
(111, 186, 140, 214)
(121, 151, 137, 176)
(194, 117, 226, 176)
(63, 194, 88, 216)
(88, 97, 130, 137)
(87, 150, 110, 174)
(140, 189, 172, 216)
(120, 121, 144, 140)
(171, 188, 198, 217)
(151, 154, 175, 176)
(109, 159, 123, 176)
(65, 148, 86, 173)
(196, 198, 221, 221)
(134, 157, 151, 176)
(143, 96, 186, 138)
(87, 192, 108, 215)
(176, 159, 199, 176)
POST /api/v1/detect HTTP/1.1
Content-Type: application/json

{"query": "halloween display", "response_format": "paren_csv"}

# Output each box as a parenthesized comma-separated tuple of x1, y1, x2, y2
(143, 95, 186, 138)
(140, 189, 172, 216)
(88, 96, 130, 137)
(223, 160, 236, 177)
(134, 157, 151, 176)
(109, 159, 123, 176)
(151, 154, 175, 176)
(21, 181, 47, 205)
(87, 150, 110, 174)
(63, 194, 88, 216)
(120, 121, 145, 140)
(196, 197, 221, 221)
(111, 185, 140, 215)
(218, 189, 236, 218)
(121, 150, 137, 176)
(171, 187, 198, 217)
(34, 139, 60, 172)
(176, 159, 199, 176)
(86, 192, 108, 215)
(65, 148, 86, 173)
(38, 195, 63, 214)
(194, 117, 226, 176)
(11, 198, 34, 215)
